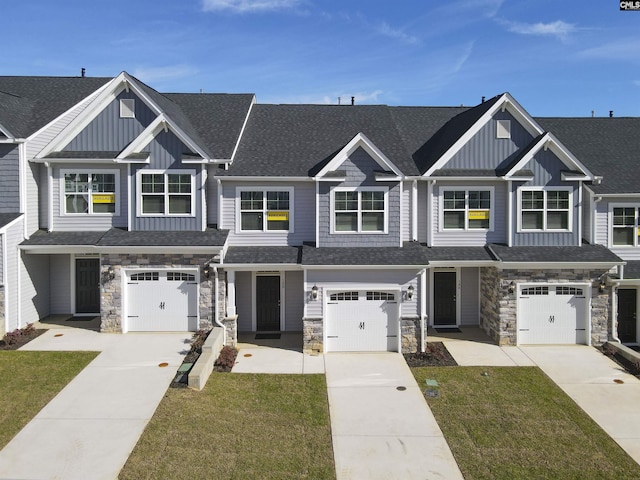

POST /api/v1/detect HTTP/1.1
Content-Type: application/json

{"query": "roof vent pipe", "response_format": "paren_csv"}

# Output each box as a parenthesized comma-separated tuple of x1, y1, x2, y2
(610, 110, 614, 118)
(351, 96, 355, 106)
(482, 96, 485, 103)
(81, 68, 86, 78)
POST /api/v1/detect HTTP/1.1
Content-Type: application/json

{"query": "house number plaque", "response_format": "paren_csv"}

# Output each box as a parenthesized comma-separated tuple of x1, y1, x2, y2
(359, 322, 365, 330)
(549, 315, 555, 323)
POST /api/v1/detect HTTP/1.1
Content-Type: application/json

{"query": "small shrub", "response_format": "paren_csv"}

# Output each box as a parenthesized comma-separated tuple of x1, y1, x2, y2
(190, 329, 210, 354)
(22, 323, 36, 335)
(3, 329, 22, 346)
(214, 346, 238, 372)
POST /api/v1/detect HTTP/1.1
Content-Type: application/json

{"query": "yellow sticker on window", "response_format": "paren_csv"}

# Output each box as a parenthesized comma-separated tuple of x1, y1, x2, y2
(468, 210, 490, 220)
(93, 194, 115, 204)
(267, 211, 288, 221)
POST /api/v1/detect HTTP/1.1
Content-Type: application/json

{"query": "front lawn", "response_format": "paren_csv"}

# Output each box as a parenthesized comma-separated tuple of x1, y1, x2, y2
(0, 351, 98, 448)
(119, 373, 335, 480)
(412, 366, 640, 479)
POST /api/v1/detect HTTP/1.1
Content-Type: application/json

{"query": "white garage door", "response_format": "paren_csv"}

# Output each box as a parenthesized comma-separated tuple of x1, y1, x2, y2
(325, 290, 399, 352)
(127, 271, 198, 332)
(518, 285, 588, 344)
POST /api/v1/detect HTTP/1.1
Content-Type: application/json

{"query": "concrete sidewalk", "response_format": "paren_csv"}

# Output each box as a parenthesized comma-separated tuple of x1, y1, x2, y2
(325, 353, 463, 480)
(0, 328, 190, 480)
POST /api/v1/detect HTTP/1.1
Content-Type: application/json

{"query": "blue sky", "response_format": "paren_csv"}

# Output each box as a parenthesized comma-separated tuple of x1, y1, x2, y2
(5, 0, 640, 116)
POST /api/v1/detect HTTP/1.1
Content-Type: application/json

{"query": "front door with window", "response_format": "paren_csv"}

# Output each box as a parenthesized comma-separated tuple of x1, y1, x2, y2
(433, 271, 457, 326)
(618, 289, 637, 343)
(256, 275, 280, 331)
(76, 258, 100, 313)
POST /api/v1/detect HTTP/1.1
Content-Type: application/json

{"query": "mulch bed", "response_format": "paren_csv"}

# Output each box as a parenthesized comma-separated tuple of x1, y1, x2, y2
(600, 345, 640, 379)
(403, 341, 458, 367)
(0, 329, 46, 351)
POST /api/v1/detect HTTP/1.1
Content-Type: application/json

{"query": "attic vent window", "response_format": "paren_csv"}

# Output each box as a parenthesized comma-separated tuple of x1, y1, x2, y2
(120, 99, 135, 118)
(496, 119, 511, 139)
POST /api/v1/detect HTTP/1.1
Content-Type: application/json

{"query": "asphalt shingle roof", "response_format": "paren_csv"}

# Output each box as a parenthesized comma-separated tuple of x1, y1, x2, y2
(487, 243, 623, 264)
(423, 246, 495, 262)
(224, 246, 301, 264)
(0, 213, 22, 229)
(622, 261, 640, 280)
(301, 242, 427, 266)
(21, 230, 107, 246)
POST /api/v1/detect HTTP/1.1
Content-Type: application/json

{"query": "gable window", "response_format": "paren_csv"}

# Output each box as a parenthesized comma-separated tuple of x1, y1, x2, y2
(442, 188, 492, 230)
(612, 207, 638, 246)
(120, 99, 135, 118)
(333, 188, 387, 233)
(62, 170, 117, 215)
(520, 188, 571, 231)
(237, 187, 293, 232)
(138, 170, 194, 216)
(496, 119, 511, 139)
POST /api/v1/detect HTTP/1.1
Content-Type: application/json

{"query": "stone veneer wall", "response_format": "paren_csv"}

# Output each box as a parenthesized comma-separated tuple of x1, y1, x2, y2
(401, 317, 420, 353)
(480, 267, 611, 346)
(100, 254, 220, 333)
(0, 286, 4, 337)
(303, 318, 323, 354)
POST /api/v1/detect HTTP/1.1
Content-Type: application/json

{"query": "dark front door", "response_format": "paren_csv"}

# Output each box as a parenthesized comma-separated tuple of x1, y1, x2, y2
(76, 258, 100, 313)
(256, 275, 280, 331)
(618, 289, 637, 343)
(434, 271, 457, 326)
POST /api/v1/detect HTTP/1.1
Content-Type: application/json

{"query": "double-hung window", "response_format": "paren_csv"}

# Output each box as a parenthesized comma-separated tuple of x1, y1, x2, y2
(139, 170, 194, 216)
(520, 188, 571, 231)
(442, 188, 492, 230)
(612, 206, 638, 246)
(62, 170, 117, 215)
(333, 188, 387, 233)
(238, 187, 292, 232)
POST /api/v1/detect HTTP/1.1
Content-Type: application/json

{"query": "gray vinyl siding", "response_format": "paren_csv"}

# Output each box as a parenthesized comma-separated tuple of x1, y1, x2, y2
(0, 145, 20, 213)
(583, 187, 593, 244)
(0, 234, 3, 281)
(402, 182, 411, 241)
(26, 87, 104, 159)
(64, 91, 156, 152)
(50, 255, 71, 314)
(221, 180, 315, 246)
(132, 131, 203, 231)
(460, 267, 479, 325)
(417, 181, 428, 243)
(4, 219, 23, 331)
(284, 270, 303, 331)
(595, 199, 608, 247)
(432, 181, 507, 246)
(512, 149, 580, 246)
(206, 169, 218, 226)
(236, 271, 253, 331)
(600, 198, 640, 261)
(39, 165, 49, 230)
(51, 164, 128, 231)
(318, 148, 401, 247)
(26, 162, 41, 235)
(305, 269, 421, 318)
(447, 111, 534, 171)
(20, 252, 50, 324)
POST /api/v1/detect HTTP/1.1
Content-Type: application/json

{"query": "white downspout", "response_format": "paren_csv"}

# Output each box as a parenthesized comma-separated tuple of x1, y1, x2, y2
(427, 180, 436, 247)
(212, 266, 226, 345)
(420, 268, 427, 352)
(411, 180, 418, 241)
(507, 180, 513, 247)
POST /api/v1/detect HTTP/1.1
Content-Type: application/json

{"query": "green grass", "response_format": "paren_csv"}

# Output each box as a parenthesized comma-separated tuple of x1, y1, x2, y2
(0, 350, 98, 448)
(412, 366, 640, 480)
(119, 373, 336, 480)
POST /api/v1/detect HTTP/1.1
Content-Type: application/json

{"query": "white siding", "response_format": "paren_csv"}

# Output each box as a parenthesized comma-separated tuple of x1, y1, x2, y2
(39, 164, 49, 231)
(417, 182, 428, 243)
(206, 171, 218, 226)
(26, 162, 41, 235)
(401, 183, 411, 242)
(284, 270, 303, 331)
(235, 271, 253, 331)
(4, 219, 24, 331)
(20, 252, 50, 324)
(594, 200, 608, 246)
(50, 255, 72, 314)
(460, 267, 480, 325)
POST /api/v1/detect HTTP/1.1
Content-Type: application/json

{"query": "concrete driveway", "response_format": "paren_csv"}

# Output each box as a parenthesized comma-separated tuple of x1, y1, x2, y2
(0, 328, 190, 480)
(325, 353, 463, 480)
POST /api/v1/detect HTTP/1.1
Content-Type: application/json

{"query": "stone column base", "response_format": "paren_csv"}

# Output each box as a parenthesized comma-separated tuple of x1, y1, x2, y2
(303, 317, 323, 354)
(222, 315, 238, 348)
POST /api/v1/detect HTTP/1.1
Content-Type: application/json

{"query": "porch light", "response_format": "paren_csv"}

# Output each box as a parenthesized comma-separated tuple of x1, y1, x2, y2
(203, 264, 213, 279)
(599, 277, 607, 293)
(508, 281, 515, 294)
(406, 285, 414, 300)
(311, 285, 318, 300)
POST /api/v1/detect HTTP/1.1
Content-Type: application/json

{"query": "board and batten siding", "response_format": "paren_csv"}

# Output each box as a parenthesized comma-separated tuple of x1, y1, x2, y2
(305, 269, 421, 319)
(318, 148, 401, 247)
(221, 180, 315, 246)
(50, 255, 72, 314)
(447, 110, 534, 172)
(235, 271, 253, 331)
(284, 270, 303, 331)
(460, 267, 480, 325)
(511, 149, 580, 246)
(431, 181, 507, 246)
(132, 131, 203, 231)
(0, 145, 20, 213)
(4, 219, 24, 331)
(63, 91, 156, 152)
(51, 164, 128, 231)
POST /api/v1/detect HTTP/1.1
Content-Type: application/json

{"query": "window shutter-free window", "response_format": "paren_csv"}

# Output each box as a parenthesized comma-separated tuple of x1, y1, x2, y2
(613, 207, 636, 246)
(140, 171, 194, 216)
(239, 188, 292, 232)
(333, 189, 386, 233)
(63, 171, 117, 215)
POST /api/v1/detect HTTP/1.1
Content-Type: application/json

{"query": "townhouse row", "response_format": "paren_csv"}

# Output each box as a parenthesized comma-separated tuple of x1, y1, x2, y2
(1, 72, 638, 353)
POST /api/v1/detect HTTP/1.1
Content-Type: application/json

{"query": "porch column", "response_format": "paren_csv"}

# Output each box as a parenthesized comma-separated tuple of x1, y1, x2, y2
(226, 270, 237, 317)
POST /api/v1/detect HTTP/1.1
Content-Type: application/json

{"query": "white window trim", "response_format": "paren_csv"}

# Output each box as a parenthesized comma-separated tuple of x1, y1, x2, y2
(439, 186, 494, 232)
(609, 203, 640, 248)
(496, 119, 511, 139)
(235, 186, 295, 234)
(120, 98, 135, 119)
(136, 169, 196, 217)
(517, 186, 573, 233)
(330, 186, 389, 234)
(60, 169, 120, 216)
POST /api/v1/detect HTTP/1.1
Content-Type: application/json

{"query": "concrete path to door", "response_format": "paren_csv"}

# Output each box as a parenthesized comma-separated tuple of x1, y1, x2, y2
(0, 327, 190, 480)
(325, 353, 463, 480)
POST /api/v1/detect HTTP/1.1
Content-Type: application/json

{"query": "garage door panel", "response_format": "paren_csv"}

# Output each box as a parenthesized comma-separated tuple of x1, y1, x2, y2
(326, 290, 399, 352)
(518, 285, 587, 345)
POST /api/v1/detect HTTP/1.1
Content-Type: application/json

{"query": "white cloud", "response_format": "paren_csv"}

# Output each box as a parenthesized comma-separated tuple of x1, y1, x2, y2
(202, 0, 301, 13)
(131, 65, 198, 84)
(499, 19, 576, 40)
(580, 39, 640, 61)
(376, 22, 418, 45)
